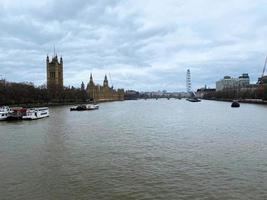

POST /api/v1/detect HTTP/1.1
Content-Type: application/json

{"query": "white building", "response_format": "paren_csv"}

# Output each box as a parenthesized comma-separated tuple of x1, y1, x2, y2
(216, 74, 250, 91)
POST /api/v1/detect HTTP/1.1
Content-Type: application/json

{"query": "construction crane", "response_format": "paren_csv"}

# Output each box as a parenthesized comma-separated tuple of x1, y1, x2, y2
(258, 56, 267, 85)
(261, 55, 267, 80)
(258, 55, 267, 98)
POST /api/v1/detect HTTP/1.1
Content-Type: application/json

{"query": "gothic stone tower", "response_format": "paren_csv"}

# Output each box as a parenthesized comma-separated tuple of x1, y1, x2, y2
(46, 55, 63, 90)
(103, 74, 109, 87)
(86, 73, 97, 101)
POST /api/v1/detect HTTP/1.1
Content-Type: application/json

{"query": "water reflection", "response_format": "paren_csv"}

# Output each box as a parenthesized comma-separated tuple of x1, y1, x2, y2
(0, 100, 267, 199)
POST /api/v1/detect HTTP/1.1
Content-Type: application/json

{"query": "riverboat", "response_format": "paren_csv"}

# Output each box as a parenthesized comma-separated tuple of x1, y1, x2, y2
(231, 101, 240, 108)
(70, 104, 99, 111)
(186, 97, 201, 102)
(87, 104, 99, 110)
(22, 107, 49, 120)
(7, 107, 27, 120)
(0, 106, 13, 121)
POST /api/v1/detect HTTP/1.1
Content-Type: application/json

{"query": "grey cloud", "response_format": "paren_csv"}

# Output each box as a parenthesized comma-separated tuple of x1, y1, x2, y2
(0, 0, 267, 91)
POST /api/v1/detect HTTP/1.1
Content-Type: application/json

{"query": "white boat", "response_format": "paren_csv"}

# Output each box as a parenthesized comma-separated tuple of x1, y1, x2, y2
(0, 106, 13, 121)
(22, 107, 49, 120)
(87, 104, 99, 110)
(70, 104, 99, 111)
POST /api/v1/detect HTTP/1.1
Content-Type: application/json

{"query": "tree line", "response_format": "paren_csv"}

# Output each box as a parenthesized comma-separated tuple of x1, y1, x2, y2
(203, 87, 267, 100)
(0, 80, 88, 106)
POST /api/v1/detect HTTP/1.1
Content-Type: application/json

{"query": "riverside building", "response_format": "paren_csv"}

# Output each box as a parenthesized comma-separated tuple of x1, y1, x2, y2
(86, 74, 124, 102)
(216, 73, 250, 91)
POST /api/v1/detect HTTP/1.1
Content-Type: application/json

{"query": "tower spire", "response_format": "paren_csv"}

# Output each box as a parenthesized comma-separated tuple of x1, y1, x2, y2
(89, 73, 94, 84)
(103, 74, 108, 87)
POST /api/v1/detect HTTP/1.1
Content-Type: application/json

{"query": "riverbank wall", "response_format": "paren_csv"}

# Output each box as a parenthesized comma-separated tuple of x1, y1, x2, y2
(5, 99, 124, 108)
(203, 98, 267, 105)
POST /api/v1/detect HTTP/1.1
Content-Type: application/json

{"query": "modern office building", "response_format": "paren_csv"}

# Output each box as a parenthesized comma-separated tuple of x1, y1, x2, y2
(216, 74, 250, 91)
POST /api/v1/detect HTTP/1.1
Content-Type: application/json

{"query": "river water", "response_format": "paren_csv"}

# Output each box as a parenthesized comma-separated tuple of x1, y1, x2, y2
(0, 99, 267, 200)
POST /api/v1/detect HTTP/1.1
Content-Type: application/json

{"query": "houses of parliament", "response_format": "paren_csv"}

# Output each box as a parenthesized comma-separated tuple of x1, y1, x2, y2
(46, 54, 124, 101)
(86, 74, 124, 101)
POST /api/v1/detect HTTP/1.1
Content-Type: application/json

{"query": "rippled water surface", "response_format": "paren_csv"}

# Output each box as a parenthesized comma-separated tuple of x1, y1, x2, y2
(1, 100, 267, 200)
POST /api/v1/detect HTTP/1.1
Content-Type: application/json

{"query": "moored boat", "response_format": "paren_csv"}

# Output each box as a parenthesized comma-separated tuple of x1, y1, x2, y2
(231, 101, 240, 108)
(87, 104, 99, 110)
(7, 107, 27, 120)
(0, 106, 13, 121)
(70, 104, 99, 111)
(70, 105, 86, 111)
(22, 107, 49, 120)
(186, 97, 201, 102)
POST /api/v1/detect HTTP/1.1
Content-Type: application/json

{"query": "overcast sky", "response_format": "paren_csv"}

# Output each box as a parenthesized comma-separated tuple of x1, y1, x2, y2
(0, 0, 267, 91)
